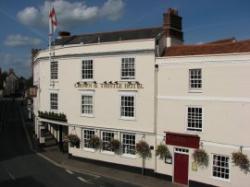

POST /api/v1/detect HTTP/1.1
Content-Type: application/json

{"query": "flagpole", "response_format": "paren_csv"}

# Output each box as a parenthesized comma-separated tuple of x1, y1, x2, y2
(49, 2, 52, 68)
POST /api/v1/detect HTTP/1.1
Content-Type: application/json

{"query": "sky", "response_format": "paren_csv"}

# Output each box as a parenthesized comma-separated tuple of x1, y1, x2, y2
(0, 0, 250, 78)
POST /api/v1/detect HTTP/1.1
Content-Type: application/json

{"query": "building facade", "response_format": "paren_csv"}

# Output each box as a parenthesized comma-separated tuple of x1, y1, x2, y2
(32, 9, 250, 187)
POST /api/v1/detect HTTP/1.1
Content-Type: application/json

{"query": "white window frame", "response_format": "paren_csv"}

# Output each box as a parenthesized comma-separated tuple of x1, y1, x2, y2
(101, 131, 115, 153)
(189, 68, 202, 92)
(50, 92, 58, 111)
(186, 106, 203, 132)
(121, 133, 136, 156)
(119, 92, 136, 120)
(121, 57, 135, 80)
(82, 59, 94, 81)
(212, 154, 230, 181)
(50, 61, 58, 80)
(81, 91, 94, 117)
(82, 129, 95, 151)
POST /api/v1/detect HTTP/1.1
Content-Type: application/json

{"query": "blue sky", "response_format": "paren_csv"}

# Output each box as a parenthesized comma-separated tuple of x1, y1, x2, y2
(0, 0, 250, 78)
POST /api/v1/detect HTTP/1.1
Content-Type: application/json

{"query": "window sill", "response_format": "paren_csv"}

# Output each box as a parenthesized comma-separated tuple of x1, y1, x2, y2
(211, 176, 230, 183)
(101, 150, 115, 155)
(120, 79, 136, 82)
(188, 89, 203, 93)
(121, 154, 136, 159)
(83, 148, 95, 152)
(120, 117, 136, 121)
(81, 114, 95, 118)
(186, 129, 203, 134)
(81, 79, 94, 82)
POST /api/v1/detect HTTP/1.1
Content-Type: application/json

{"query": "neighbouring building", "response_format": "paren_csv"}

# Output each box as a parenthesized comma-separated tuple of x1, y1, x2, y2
(3, 69, 19, 97)
(32, 8, 250, 187)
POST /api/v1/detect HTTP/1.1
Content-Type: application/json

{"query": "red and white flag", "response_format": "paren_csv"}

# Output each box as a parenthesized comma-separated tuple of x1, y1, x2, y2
(49, 7, 57, 35)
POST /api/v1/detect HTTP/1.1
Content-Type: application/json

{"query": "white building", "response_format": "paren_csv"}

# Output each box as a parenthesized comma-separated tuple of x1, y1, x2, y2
(32, 8, 250, 187)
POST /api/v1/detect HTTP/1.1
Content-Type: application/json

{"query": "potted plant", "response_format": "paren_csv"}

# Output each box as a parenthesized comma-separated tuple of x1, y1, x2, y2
(156, 144, 171, 160)
(192, 149, 209, 167)
(89, 136, 101, 149)
(110, 139, 121, 154)
(136, 140, 152, 175)
(67, 134, 80, 148)
(232, 152, 250, 173)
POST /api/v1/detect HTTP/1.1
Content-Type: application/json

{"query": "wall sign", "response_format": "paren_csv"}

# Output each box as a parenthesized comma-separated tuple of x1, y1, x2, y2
(75, 81, 144, 89)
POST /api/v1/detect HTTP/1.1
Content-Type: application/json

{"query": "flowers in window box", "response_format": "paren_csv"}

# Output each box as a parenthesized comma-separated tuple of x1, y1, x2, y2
(67, 134, 80, 148)
(156, 144, 171, 160)
(110, 139, 121, 154)
(38, 111, 67, 122)
(89, 136, 101, 149)
(136, 140, 151, 159)
(232, 152, 250, 173)
(192, 149, 209, 167)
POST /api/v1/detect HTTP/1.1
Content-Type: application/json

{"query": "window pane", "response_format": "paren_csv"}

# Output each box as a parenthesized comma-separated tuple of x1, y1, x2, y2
(189, 69, 202, 89)
(213, 155, 230, 179)
(82, 60, 93, 79)
(187, 107, 202, 131)
(121, 58, 135, 80)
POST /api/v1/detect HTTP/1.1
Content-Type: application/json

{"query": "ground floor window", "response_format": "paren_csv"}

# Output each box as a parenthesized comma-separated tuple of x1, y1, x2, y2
(122, 133, 135, 155)
(102, 131, 114, 152)
(83, 129, 95, 148)
(213, 154, 229, 180)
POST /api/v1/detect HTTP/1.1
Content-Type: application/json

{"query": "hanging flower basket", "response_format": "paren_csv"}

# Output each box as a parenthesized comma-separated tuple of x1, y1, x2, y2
(156, 144, 171, 160)
(67, 134, 80, 148)
(136, 140, 151, 159)
(89, 136, 101, 149)
(192, 149, 209, 167)
(232, 152, 250, 172)
(110, 139, 121, 154)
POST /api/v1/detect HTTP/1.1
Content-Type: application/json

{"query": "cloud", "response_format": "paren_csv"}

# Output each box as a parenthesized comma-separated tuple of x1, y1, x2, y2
(4, 34, 43, 47)
(17, 0, 125, 30)
(0, 53, 30, 78)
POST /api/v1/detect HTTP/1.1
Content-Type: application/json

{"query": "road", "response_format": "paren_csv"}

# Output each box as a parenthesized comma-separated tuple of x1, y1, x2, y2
(0, 99, 138, 187)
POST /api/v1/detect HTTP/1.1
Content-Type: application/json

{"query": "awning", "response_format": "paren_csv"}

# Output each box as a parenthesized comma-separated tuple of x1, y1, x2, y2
(165, 132, 200, 149)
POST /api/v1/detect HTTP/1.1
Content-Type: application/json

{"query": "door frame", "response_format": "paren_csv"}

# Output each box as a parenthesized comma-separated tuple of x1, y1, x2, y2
(173, 147, 189, 185)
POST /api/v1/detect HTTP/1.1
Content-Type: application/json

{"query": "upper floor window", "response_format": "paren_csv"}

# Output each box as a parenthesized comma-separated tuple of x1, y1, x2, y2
(189, 69, 202, 90)
(187, 107, 202, 131)
(50, 93, 58, 110)
(120, 95, 135, 118)
(122, 133, 135, 155)
(213, 155, 229, 180)
(50, 61, 58, 80)
(81, 95, 93, 116)
(82, 60, 93, 80)
(121, 58, 135, 80)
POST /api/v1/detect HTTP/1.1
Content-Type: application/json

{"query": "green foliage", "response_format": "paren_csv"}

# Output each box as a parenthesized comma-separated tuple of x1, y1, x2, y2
(38, 111, 67, 122)
(156, 144, 171, 160)
(67, 134, 80, 148)
(192, 149, 209, 167)
(110, 139, 121, 154)
(89, 136, 101, 149)
(232, 152, 250, 173)
(136, 140, 151, 159)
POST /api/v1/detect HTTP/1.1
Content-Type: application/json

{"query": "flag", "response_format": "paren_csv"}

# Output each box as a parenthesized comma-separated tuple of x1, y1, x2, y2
(49, 7, 57, 35)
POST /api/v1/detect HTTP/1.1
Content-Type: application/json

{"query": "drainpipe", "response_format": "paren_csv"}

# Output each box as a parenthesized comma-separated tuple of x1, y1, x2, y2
(154, 62, 159, 174)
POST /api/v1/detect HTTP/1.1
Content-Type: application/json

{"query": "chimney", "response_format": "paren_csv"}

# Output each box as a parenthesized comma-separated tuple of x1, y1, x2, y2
(163, 8, 183, 47)
(58, 31, 71, 39)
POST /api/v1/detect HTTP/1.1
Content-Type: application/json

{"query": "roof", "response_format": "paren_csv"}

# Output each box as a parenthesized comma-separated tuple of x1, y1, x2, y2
(164, 39, 250, 57)
(54, 27, 163, 46)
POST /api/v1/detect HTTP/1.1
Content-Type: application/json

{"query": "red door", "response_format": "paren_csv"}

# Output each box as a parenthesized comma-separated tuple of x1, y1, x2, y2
(174, 153, 189, 185)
